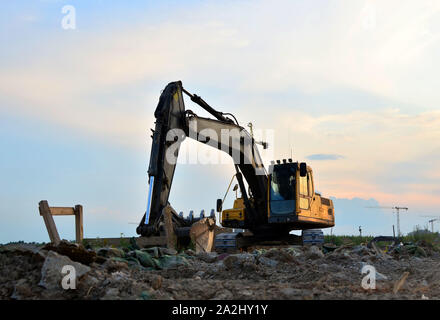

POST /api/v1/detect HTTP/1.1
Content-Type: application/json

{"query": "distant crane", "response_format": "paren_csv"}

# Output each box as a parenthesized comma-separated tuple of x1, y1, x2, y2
(429, 219, 438, 233)
(365, 206, 408, 237)
(419, 215, 440, 233)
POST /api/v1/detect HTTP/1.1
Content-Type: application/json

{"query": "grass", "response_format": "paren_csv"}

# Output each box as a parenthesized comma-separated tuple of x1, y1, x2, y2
(403, 225, 440, 246)
(324, 235, 374, 246)
(325, 226, 440, 249)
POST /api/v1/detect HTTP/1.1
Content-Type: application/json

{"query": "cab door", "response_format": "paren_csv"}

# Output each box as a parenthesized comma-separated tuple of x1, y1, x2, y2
(298, 170, 312, 214)
(307, 170, 320, 217)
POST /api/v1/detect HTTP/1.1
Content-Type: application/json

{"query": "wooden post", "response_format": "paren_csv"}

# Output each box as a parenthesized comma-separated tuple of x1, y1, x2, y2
(38, 200, 84, 244)
(39, 200, 61, 245)
(75, 205, 83, 244)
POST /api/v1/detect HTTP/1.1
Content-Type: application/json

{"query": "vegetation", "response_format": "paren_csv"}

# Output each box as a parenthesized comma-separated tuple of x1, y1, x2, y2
(404, 225, 440, 246)
(325, 225, 440, 248)
(324, 235, 374, 246)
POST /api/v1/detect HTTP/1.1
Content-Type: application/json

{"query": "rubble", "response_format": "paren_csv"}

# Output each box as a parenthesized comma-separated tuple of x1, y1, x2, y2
(97, 247, 125, 259)
(306, 245, 325, 260)
(223, 253, 257, 271)
(43, 240, 97, 265)
(1, 239, 440, 300)
(39, 251, 91, 290)
(196, 252, 218, 263)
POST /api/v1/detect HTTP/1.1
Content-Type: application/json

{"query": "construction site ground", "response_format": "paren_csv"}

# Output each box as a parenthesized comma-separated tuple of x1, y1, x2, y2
(1, 239, 440, 300)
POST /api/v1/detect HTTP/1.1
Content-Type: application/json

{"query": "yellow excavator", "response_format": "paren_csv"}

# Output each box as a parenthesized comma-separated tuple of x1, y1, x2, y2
(136, 81, 335, 251)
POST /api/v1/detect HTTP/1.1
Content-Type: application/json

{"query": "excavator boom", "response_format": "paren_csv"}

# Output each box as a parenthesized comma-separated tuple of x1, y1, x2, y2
(137, 81, 268, 237)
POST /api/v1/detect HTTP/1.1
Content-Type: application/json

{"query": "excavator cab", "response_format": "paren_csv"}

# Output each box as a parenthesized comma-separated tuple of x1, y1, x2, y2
(268, 160, 335, 229)
(217, 159, 334, 231)
(268, 161, 297, 222)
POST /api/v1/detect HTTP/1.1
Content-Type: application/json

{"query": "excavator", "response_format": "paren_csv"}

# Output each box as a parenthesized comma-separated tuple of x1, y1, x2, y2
(136, 81, 335, 251)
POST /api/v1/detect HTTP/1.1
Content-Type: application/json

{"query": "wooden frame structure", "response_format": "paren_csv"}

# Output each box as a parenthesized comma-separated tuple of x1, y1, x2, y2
(38, 200, 83, 244)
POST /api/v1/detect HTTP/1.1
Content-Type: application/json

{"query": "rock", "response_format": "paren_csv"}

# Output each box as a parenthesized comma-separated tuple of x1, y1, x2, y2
(131, 250, 157, 268)
(415, 246, 427, 258)
(280, 287, 302, 298)
(223, 253, 256, 270)
(102, 258, 129, 272)
(95, 256, 107, 264)
(238, 289, 253, 297)
(184, 249, 196, 256)
(213, 289, 233, 299)
(101, 287, 120, 300)
(141, 247, 160, 258)
(151, 275, 163, 290)
(258, 256, 278, 268)
(196, 252, 218, 263)
(322, 243, 337, 253)
(97, 247, 125, 259)
(352, 245, 371, 256)
(140, 291, 151, 300)
(252, 249, 267, 256)
(0, 244, 47, 272)
(43, 240, 96, 265)
(11, 279, 33, 299)
(125, 257, 142, 267)
(39, 251, 91, 290)
(82, 275, 99, 288)
(306, 246, 324, 260)
(111, 271, 128, 281)
(332, 272, 347, 280)
(160, 248, 178, 256)
(285, 246, 303, 257)
(243, 262, 258, 272)
(410, 256, 423, 263)
(159, 255, 190, 269)
(264, 248, 296, 263)
(217, 253, 229, 260)
(376, 271, 388, 281)
(302, 292, 314, 300)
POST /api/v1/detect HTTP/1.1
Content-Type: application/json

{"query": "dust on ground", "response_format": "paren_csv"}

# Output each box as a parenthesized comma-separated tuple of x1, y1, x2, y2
(1, 239, 440, 300)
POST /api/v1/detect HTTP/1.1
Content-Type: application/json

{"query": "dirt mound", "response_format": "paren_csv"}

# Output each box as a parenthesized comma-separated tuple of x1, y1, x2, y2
(1, 241, 440, 300)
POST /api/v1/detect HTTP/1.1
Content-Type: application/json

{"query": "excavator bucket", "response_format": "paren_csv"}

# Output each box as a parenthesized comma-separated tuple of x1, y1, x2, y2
(189, 217, 216, 253)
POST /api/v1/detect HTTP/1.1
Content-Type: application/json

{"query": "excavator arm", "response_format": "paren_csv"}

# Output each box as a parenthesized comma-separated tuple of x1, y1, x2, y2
(137, 81, 268, 237)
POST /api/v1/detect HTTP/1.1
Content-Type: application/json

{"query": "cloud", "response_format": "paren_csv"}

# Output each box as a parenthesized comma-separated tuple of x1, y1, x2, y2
(306, 154, 345, 161)
(1, 0, 440, 234)
(2, 0, 440, 143)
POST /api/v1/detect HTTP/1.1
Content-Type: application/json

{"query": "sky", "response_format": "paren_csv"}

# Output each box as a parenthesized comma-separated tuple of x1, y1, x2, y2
(1, 0, 440, 242)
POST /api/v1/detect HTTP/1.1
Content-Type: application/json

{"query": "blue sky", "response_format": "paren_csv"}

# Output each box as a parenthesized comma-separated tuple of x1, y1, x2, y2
(1, 0, 440, 242)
